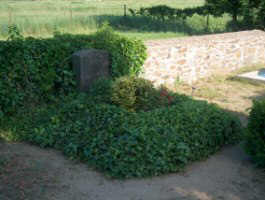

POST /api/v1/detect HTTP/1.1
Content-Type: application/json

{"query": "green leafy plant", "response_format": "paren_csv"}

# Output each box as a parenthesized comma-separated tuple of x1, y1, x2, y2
(88, 77, 113, 104)
(7, 24, 23, 41)
(111, 76, 138, 111)
(0, 25, 146, 116)
(1, 75, 242, 178)
(6, 92, 241, 178)
(244, 100, 265, 167)
(0, 25, 243, 180)
(111, 76, 175, 111)
(91, 23, 147, 78)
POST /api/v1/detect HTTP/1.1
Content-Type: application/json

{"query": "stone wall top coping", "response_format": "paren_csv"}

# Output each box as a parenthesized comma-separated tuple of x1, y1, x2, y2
(144, 30, 265, 47)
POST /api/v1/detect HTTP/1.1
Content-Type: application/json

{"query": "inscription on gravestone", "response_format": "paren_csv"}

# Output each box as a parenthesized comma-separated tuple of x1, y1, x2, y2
(72, 49, 110, 91)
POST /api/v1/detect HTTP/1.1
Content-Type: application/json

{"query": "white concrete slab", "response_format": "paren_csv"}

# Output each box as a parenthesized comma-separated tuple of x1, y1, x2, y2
(237, 69, 265, 83)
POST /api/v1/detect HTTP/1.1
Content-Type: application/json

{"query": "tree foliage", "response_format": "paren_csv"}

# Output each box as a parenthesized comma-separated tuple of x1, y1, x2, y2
(205, 0, 242, 22)
(206, 0, 265, 28)
(241, 0, 265, 28)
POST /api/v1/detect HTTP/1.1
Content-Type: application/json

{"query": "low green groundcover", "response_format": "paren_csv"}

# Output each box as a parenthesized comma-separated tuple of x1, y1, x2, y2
(1, 90, 242, 178)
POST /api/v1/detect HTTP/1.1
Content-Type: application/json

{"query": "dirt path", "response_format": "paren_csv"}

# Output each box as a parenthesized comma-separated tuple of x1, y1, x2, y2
(0, 141, 264, 200)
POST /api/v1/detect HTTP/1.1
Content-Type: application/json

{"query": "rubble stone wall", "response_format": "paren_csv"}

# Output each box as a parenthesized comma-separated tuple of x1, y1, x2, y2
(141, 30, 265, 85)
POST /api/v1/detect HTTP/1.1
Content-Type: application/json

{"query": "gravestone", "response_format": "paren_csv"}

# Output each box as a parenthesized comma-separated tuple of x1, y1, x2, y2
(72, 49, 110, 91)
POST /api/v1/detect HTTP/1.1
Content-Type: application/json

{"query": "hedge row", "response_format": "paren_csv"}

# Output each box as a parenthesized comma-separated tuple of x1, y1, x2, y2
(245, 100, 265, 167)
(3, 91, 242, 178)
(129, 5, 219, 21)
(0, 25, 146, 116)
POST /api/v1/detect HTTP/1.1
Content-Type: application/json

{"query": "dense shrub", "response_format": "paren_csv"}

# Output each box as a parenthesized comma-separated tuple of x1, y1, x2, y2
(111, 76, 181, 111)
(3, 92, 242, 178)
(87, 76, 188, 112)
(0, 25, 146, 116)
(111, 76, 138, 111)
(245, 100, 265, 167)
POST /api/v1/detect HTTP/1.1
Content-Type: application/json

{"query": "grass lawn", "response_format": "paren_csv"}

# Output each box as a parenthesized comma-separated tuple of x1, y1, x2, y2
(0, 0, 233, 40)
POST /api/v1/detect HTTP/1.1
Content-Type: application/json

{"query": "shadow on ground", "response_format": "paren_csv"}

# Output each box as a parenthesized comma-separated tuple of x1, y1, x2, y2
(0, 141, 60, 200)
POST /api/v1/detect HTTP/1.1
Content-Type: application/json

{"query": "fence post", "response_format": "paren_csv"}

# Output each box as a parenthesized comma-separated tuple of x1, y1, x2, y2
(206, 14, 210, 30)
(8, 7, 13, 26)
(124, 4, 127, 17)
(69, 5, 73, 27)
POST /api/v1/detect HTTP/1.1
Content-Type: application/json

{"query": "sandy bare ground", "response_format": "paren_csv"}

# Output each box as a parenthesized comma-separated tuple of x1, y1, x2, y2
(0, 141, 264, 200)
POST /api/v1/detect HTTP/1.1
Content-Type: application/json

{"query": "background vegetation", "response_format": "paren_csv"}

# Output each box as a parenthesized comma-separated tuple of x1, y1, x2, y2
(1, 0, 264, 40)
(0, 0, 232, 40)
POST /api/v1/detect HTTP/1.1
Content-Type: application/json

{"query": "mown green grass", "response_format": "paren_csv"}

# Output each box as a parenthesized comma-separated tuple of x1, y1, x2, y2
(0, 0, 233, 40)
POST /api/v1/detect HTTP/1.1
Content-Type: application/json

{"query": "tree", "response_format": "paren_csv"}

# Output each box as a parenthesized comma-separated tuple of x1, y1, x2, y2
(241, 0, 265, 29)
(205, 0, 243, 23)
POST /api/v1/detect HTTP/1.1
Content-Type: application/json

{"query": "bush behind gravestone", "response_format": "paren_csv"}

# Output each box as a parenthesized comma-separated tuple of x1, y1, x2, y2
(0, 25, 146, 116)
